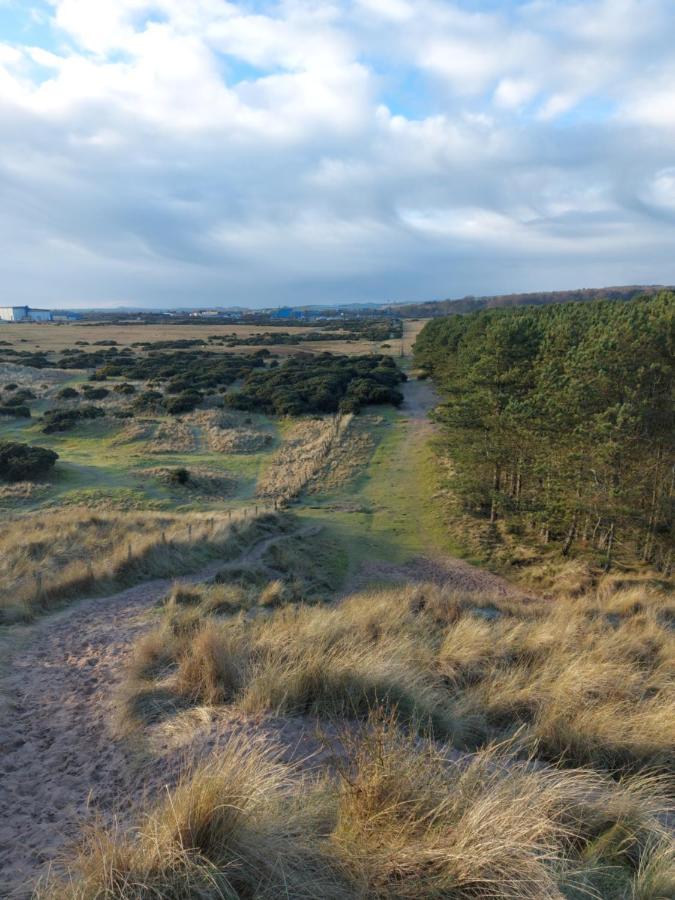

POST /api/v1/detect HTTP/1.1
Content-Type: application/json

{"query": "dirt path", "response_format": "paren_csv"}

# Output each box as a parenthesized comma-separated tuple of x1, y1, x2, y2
(0, 526, 313, 898)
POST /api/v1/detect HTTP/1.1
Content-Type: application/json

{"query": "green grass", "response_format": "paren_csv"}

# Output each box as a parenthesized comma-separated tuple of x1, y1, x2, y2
(0, 406, 283, 512)
(1, 373, 458, 577)
(297, 403, 466, 586)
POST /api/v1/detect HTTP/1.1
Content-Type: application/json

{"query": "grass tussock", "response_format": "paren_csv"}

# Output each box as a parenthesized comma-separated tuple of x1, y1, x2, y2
(128, 598, 458, 739)
(0, 510, 284, 623)
(41, 716, 673, 899)
(126, 578, 675, 775)
(333, 715, 673, 899)
(37, 734, 346, 900)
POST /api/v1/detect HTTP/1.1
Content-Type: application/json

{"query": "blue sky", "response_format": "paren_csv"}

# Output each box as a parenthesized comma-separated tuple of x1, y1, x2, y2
(0, 0, 674, 308)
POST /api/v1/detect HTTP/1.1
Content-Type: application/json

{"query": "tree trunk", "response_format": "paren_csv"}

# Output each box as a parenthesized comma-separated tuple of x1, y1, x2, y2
(490, 462, 501, 523)
(562, 512, 578, 556)
(604, 522, 615, 571)
(642, 446, 662, 562)
(591, 516, 602, 546)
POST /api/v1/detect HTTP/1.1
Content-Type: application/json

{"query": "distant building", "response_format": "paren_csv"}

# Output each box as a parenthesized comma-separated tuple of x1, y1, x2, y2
(0, 306, 53, 322)
(271, 306, 304, 320)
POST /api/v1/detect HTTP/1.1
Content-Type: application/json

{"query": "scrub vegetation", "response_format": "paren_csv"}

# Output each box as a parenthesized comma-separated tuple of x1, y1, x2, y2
(227, 353, 406, 415)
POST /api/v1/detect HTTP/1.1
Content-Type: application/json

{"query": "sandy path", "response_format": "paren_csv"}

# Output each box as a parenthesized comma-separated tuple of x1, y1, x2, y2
(0, 525, 312, 898)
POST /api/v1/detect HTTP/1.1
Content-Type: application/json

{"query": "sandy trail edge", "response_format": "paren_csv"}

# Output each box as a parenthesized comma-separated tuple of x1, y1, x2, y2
(0, 523, 312, 899)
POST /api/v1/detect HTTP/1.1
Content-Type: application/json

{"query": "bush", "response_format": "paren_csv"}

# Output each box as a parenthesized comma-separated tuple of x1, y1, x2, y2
(4, 389, 35, 405)
(168, 467, 190, 485)
(164, 391, 203, 415)
(57, 387, 79, 399)
(113, 382, 136, 395)
(81, 386, 110, 400)
(133, 390, 164, 412)
(42, 405, 105, 434)
(0, 404, 30, 418)
(3, 383, 17, 391)
(227, 353, 406, 416)
(0, 441, 58, 481)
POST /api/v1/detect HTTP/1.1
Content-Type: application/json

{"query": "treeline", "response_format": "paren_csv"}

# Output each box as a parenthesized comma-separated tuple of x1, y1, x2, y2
(415, 293, 674, 569)
(395, 284, 669, 318)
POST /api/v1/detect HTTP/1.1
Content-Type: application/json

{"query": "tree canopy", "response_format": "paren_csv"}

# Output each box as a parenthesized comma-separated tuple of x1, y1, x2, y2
(415, 292, 674, 569)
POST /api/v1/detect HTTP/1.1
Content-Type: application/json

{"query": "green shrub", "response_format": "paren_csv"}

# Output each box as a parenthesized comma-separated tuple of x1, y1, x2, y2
(164, 391, 203, 415)
(57, 387, 79, 399)
(0, 441, 58, 481)
(168, 467, 190, 485)
(42, 405, 105, 433)
(113, 382, 136, 395)
(81, 386, 110, 400)
(133, 390, 164, 411)
(0, 404, 30, 418)
(227, 353, 406, 416)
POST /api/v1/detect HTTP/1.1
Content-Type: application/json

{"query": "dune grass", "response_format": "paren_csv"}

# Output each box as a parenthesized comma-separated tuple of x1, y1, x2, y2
(124, 572, 674, 777)
(0, 510, 284, 623)
(40, 715, 673, 899)
(36, 734, 346, 900)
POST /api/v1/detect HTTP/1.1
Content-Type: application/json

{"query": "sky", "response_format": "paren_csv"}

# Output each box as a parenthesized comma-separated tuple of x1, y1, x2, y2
(0, 0, 674, 309)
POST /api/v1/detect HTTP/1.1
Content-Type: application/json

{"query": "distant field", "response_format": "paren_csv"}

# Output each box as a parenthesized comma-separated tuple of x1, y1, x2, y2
(0, 318, 428, 357)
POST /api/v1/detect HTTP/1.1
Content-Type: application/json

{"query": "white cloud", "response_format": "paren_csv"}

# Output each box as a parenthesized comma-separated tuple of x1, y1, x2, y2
(0, 0, 673, 307)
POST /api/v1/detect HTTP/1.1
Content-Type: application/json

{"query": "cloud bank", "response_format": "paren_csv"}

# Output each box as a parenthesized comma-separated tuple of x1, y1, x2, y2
(0, 0, 674, 307)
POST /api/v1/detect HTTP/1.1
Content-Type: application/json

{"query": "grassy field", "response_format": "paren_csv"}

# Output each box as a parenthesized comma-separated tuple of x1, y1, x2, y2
(0, 318, 427, 357)
(0, 381, 444, 614)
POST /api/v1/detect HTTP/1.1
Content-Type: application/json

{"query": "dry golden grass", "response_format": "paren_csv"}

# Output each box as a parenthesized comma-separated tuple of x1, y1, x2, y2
(40, 715, 673, 899)
(0, 480, 49, 506)
(137, 467, 237, 499)
(0, 320, 419, 358)
(0, 322, 321, 353)
(0, 509, 281, 623)
(126, 577, 675, 776)
(149, 418, 198, 453)
(36, 734, 347, 900)
(333, 715, 673, 899)
(256, 412, 354, 503)
(191, 410, 274, 454)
